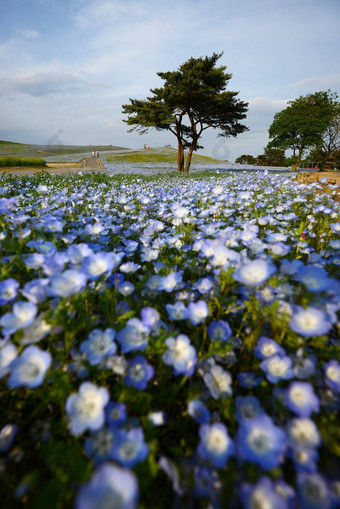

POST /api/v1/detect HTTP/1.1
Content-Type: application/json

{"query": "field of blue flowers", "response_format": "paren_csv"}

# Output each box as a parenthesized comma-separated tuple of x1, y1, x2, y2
(0, 169, 339, 509)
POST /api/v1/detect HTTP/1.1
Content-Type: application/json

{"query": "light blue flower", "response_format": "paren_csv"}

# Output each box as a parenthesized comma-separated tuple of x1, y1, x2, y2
(235, 395, 264, 421)
(105, 401, 127, 427)
(48, 269, 87, 298)
(112, 427, 149, 468)
(197, 422, 234, 468)
(0, 341, 17, 378)
(7, 345, 52, 389)
(233, 258, 277, 286)
(0, 278, 20, 305)
(75, 463, 138, 509)
(165, 301, 187, 321)
(237, 371, 263, 388)
(324, 360, 340, 393)
(140, 307, 160, 331)
(162, 334, 197, 376)
(21, 278, 49, 304)
(237, 414, 286, 470)
(158, 271, 184, 293)
(116, 318, 149, 354)
(187, 300, 209, 325)
(84, 426, 117, 464)
(187, 399, 211, 424)
(260, 354, 294, 384)
(0, 301, 38, 335)
(241, 476, 290, 509)
(285, 381, 320, 417)
(80, 328, 116, 365)
(81, 252, 119, 280)
(289, 306, 332, 337)
(124, 355, 154, 390)
(65, 382, 109, 435)
(254, 336, 286, 360)
(295, 265, 332, 292)
(207, 320, 232, 342)
(0, 423, 18, 452)
(297, 473, 330, 509)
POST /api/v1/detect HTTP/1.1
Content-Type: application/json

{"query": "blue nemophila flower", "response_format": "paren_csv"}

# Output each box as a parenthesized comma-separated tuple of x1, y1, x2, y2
(233, 258, 277, 287)
(287, 417, 321, 451)
(194, 467, 220, 500)
(81, 252, 120, 280)
(124, 355, 154, 390)
(80, 328, 116, 365)
(165, 301, 187, 321)
(7, 345, 52, 389)
(197, 422, 234, 468)
(324, 360, 340, 393)
(21, 278, 49, 304)
(237, 371, 263, 388)
(0, 301, 37, 336)
(280, 258, 304, 276)
(295, 265, 333, 292)
(289, 445, 319, 473)
(116, 318, 149, 354)
(84, 222, 106, 236)
(105, 401, 127, 427)
(187, 300, 209, 325)
(235, 395, 264, 421)
(207, 320, 232, 342)
(260, 354, 294, 384)
(203, 362, 233, 399)
(67, 243, 94, 267)
(20, 314, 53, 345)
(241, 476, 290, 509)
(162, 334, 197, 376)
(254, 336, 286, 360)
(188, 399, 211, 424)
(158, 271, 184, 292)
(140, 307, 160, 332)
(286, 381, 320, 417)
(237, 414, 286, 470)
(117, 281, 135, 296)
(330, 222, 340, 234)
(75, 463, 138, 509)
(289, 306, 332, 337)
(48, 269, 87, 298)
(65, 382, 109, 436)
(297, 473, 330, 509)
(0, 341, 17, 378)
(112, 427, 149, 468)
(84, 426, 117, 464)
(0, 278, 20, 305)
(0, 423, 18, 452)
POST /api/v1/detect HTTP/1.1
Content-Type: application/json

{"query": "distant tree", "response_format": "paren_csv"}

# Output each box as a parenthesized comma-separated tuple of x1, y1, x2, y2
(235, 154, 257, 165)
(306, 109, 340, 169)
(256, 147, 286, 166)
(268, 91, 339, 171)
(122, 53, 248, 172)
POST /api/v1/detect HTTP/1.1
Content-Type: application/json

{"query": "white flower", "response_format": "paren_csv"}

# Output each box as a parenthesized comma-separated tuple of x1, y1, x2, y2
(233, 259, 277, 286)
(65, 382, 109, 435)
(0, 301, 37, 335)
(203, 364, 233, 399)
(288, 418, 321, 449)
(187, 300, 209, 325)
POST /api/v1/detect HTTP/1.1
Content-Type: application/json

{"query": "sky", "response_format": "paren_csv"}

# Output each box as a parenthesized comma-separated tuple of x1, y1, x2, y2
(0, 0, 339, 162)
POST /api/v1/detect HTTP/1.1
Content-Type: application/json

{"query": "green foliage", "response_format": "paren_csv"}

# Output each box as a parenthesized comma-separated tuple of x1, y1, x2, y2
(0, 156, 46, 167)
(268, 90, 339, 170)
(122, 53, 248, 172)
(235, 154, 257, 164)
(256, 147, 286, 166)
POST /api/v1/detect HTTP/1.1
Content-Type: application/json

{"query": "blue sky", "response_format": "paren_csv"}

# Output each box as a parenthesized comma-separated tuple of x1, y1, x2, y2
(0, 0, 339, 161)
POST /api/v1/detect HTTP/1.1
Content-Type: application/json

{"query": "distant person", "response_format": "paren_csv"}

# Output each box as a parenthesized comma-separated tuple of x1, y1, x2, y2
(92, 150, 95, 158)
(96, 151, 99, 158)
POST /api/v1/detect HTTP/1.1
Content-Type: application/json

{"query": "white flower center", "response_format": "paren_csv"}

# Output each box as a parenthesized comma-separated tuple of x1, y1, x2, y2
(248, 428, 271, 454)
(326, 366, 340, 383)
(205, 428, 228, 454)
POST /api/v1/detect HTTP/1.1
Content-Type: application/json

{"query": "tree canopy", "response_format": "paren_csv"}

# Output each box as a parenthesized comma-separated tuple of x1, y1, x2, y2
(122, 53, 248, 172)
(268, 90, 339, 171)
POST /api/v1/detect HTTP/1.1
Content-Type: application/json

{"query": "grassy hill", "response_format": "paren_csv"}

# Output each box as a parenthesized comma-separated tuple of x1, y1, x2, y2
(106, 146, 222, 165)
(0, 140, 128, 158)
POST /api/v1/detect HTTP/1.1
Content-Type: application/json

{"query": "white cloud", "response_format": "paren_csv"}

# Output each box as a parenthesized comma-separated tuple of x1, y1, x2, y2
(288, 74, 340, 91)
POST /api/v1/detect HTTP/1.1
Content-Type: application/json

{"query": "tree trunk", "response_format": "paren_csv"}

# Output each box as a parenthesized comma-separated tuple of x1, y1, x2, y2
(177, 140, 184, 172)
(184, 145, 195, 173)
(291, 149, 303, 172)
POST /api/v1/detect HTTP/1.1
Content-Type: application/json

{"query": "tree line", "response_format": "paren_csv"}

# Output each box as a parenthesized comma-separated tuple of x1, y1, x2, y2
(122, 53, 339, 172)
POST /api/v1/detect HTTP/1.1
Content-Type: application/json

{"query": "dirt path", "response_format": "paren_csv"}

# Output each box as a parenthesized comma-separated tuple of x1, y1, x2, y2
(82, 157, 103, 169)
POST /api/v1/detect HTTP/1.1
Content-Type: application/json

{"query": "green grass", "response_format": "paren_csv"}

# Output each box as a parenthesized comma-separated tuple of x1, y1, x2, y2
(0, 140, 128, 158)
(107, 147, 222, 165)
(0, 156, 47, 167)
